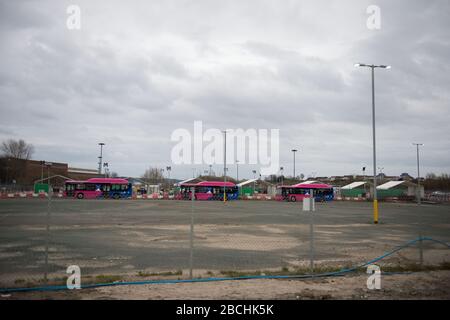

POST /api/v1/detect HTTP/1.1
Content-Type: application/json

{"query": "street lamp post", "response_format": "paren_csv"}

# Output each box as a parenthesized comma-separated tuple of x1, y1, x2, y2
(280, 167, 284, 185)
(378, 167, 384, 180)
(363, 166, 367, 195)
(355, 63, 391, 224)
(291, 149, 298, 180)
(223, 130, 227, 202)
(413, 143, 424, 205)
(236, 160, 239, 182)
(166, 166, 171, 191)
(98, 143, 105, 174)
(412, 143, 424, 266)
(103, 162, 109, 178)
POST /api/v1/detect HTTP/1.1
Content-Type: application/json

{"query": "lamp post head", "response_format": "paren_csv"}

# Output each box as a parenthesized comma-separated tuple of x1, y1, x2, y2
(354, 63, 391, 69)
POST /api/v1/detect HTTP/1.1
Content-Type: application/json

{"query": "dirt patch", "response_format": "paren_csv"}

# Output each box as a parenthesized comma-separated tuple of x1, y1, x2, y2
(3, 270, 450, 300)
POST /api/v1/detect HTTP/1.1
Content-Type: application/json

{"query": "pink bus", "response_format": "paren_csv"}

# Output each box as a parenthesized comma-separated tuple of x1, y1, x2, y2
(65, 178, 132, 199)
(275, 183, 334, 202)
(176, 181, 239, 200)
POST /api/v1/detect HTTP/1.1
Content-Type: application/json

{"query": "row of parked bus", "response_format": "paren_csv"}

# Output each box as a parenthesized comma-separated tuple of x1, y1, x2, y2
(63, 178, 335, 202)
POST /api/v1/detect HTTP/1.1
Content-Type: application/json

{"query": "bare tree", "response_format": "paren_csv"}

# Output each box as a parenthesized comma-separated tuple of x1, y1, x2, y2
(141, 167, 165, 184)
(1, 139, 34, 159)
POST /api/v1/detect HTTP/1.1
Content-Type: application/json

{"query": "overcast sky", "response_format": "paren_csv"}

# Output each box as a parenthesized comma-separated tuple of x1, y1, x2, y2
(0, 0, 449, 179)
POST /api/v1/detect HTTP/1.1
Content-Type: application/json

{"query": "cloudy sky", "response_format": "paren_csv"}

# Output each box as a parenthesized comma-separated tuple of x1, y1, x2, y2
(0, 0, 449, 179)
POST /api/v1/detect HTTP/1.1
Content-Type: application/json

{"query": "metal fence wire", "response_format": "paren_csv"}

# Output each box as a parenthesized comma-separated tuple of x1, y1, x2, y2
(0, 195, 449, 291)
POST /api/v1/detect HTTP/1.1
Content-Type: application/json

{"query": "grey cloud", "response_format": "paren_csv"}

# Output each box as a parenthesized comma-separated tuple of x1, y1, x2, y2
(0, 0, 449, 178)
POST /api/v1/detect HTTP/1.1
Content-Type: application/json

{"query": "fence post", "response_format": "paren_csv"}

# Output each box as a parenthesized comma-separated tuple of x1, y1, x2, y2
(44, 185, 52, 284)
(189, 187, 195, 279)
(309, 189, 314, 276)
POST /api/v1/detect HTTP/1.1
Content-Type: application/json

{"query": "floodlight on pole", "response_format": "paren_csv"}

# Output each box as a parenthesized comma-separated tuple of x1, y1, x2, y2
(412, 143, 424, 205)
(223, 130, 227, 202)
(354, 62, 391, 224)
(98, 143, 105, 174)
(291, 149, 298, 180)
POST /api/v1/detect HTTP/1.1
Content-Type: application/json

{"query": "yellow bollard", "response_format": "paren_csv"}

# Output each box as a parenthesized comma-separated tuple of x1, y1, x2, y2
(373, 200, 379, 224)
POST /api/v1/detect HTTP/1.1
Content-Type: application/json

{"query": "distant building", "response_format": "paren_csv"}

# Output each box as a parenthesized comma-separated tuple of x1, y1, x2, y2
(0, 157, 100, 190)
(237, 179, 275, 196)
(399, 173, 414, 181)
(340, 181, 371, 198)
(377, 181, 424, 199)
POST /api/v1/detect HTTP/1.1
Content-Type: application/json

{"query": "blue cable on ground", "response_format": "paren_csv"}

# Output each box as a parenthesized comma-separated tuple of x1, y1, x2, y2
(1, 237, 449, 294)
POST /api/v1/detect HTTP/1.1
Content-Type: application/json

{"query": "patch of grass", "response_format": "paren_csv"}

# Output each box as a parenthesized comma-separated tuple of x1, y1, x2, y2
(219, 270, 252, 278)
(380, 262, 450, 273)
(137, 270, 182, 277)
(219, 262, 450, 278)
(94, 274, 123, 283)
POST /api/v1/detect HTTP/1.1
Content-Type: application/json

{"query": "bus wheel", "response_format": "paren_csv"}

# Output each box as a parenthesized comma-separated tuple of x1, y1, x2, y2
(77, 193, 84, 199)
(113, 193, 120, 199)
(290, 196, 296, 202)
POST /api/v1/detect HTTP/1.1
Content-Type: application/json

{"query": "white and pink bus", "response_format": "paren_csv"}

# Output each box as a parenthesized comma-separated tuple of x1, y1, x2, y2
(177, 181, 239, 201)
(275, 183, 334, 202)
(65, 178, 132, 199)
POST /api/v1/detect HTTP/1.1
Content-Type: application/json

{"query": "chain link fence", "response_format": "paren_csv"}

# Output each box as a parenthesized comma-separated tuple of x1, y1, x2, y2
(1, 196, 449, 291)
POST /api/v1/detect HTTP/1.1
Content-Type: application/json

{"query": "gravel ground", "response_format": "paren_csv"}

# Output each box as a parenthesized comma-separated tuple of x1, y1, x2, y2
(1, 199, 449, 299)
(2, 270, 450, 300)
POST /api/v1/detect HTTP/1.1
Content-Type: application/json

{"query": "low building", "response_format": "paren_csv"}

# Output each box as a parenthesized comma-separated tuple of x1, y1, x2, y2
(376, 180, 424, 199)
(237, 179, 275, 196)
(340, 181, 371, 198)
(67, 167, 101, 180)
(0, 157, 100, 191)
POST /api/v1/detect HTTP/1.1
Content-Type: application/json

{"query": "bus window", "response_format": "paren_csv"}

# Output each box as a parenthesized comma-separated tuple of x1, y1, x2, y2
(85, 184, 96, 191)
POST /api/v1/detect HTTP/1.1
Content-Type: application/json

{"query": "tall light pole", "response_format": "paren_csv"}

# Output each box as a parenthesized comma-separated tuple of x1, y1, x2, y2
(236, 160, 239, 182)
(378, 167, 384, 178)
(103, 162, 109, 178)
(223, 130, 227, 202)
(363, 166, 367, 195)
(98, 142, 105, 174)
(291, 149, 298, 180)
(413, 143, 424, 205)
(280, 167, 284, 185)
(166, 166, 171, 191)
(355, 63, 391, 224)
